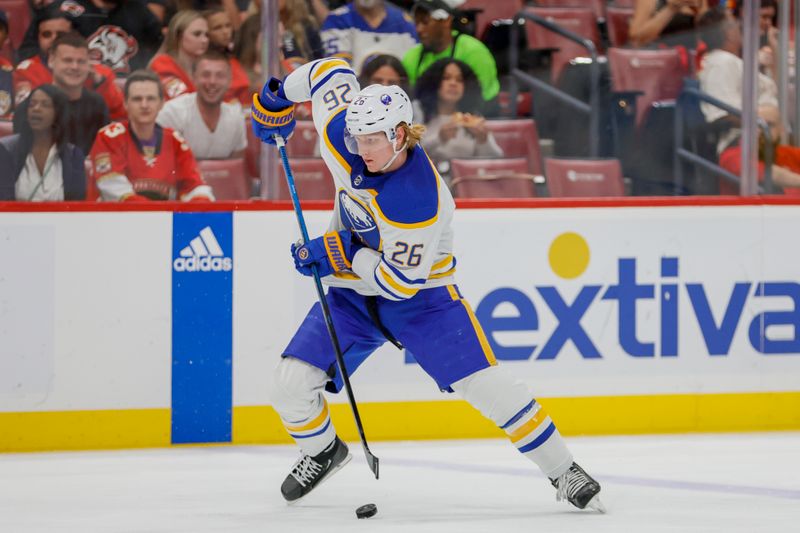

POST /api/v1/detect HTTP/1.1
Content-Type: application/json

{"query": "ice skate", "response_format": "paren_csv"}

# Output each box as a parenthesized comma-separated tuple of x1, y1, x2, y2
(551, 462, 606, 513)
(281, 437, 351, 503)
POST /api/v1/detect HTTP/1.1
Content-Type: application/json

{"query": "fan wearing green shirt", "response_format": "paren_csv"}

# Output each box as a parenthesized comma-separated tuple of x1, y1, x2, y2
(403, 0, 500, 113)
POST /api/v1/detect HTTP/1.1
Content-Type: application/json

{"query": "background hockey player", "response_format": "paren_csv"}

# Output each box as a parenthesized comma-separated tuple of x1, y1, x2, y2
(251, 56, 605, 513)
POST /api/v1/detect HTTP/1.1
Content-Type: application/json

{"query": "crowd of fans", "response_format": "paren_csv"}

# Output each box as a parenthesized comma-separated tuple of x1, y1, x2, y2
(0, 0, 795, 201)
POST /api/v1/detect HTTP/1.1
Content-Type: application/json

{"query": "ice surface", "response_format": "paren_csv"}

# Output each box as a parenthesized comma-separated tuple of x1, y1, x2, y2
(1, 432, 798, 532)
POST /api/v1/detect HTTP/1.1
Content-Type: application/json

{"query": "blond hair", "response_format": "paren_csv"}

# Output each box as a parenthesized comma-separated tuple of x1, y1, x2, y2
(400, 123, 426, 149)
(165, 10, 205, 57)
(281, 0, 318, 60)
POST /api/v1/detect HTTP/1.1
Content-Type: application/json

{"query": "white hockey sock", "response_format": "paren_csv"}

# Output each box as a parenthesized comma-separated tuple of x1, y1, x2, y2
(452, 366, 573, 479)
(280, 398, 337, 458)
(499, 400, 572, 479)
(269, 357, 338, 457)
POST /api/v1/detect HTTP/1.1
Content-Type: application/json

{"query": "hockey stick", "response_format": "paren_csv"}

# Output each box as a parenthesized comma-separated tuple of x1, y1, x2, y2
(274, 135, 380, 480)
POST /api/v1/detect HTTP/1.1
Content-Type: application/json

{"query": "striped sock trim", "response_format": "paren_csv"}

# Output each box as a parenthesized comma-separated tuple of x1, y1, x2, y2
(500, 401, 559, 455)
(518, 422, 556, 453)
(499, 400, 536, 430)
(291, 419, 331, 439)
(283, 400, 331, 440)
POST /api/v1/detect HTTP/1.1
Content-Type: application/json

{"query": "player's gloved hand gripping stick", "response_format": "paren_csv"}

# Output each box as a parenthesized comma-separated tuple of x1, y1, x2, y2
(253, 78, 379, 480)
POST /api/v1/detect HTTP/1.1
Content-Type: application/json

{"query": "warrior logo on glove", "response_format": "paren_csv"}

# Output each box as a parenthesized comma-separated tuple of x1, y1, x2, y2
(250, 77, 297, 144)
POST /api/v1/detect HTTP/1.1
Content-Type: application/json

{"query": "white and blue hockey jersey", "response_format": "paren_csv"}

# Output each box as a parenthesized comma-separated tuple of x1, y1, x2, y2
(281, 58, 457, 301)
(319, 4, 418, 73)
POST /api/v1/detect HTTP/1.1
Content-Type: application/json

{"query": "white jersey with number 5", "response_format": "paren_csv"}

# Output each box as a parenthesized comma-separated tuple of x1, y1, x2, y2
(281, 58, 456, 301)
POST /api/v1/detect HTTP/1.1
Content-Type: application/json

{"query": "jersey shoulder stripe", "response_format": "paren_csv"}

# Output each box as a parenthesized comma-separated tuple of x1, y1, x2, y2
(370, 146, 439, 228)
(310, 59, 350, 83)
(311, 68, 355, 97)
(323, 107, 357, 172)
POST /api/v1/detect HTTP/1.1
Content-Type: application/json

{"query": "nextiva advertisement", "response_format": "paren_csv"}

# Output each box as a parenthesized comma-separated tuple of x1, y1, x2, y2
(327, 206, 800, 402)
(171, 213, 233, 444)
(472, 234, 799, 361)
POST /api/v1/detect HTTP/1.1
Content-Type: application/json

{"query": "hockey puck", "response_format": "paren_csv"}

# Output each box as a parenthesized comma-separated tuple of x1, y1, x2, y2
(355, 503, 377, 519)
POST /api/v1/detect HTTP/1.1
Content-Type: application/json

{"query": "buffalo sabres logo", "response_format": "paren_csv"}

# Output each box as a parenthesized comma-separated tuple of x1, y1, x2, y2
(298, 247, 310, 260)
(88, 26, 138, 73)
(380, 94, 392, 105)
(338, 191, 380, 249)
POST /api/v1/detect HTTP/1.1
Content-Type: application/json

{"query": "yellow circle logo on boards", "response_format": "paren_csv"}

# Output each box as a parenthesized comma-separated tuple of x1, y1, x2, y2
(548, 232, 590, 279)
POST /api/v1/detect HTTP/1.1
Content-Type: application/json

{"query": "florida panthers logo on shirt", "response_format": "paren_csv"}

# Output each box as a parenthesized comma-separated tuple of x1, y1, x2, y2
(88, 26, 138, 73)
(338, 191, 380, 250)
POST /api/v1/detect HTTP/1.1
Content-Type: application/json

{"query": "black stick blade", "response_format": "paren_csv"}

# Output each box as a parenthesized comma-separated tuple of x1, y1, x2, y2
(365, 451, 379, 479)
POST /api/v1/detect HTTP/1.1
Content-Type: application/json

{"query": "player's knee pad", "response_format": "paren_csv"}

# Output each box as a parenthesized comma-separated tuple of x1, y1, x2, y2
(268, 356, 330, 421)
(451, 365, 534, 427)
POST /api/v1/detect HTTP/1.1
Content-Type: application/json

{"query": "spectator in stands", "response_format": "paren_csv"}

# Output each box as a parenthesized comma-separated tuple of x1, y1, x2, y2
(150, 10, 209, 101)
(14, 33, 109, 155)
(279, 0, 324, 73)
(234, 14, 263, 97)
(403, 0, 499, 111)
(320, 0, 417, 73)
(719, 104, 800, 196)
(157, 50, 247, 159)
(15, 8, 71, 105)
(0, 84, 86, 201)
(14, 13, 125, 119)
(203, 7, 251, 106)
(89, 70, 214, 202)
(629, 0, 709, 49)
(414, 58, 502, 174)
(753, 0, 779, 80)
(697, 8, 778, 154)
(0, 9, 10, 69)
(359, 53, 409, 92)
(19, 0, 163, 74)
(0, 10, 11, 119)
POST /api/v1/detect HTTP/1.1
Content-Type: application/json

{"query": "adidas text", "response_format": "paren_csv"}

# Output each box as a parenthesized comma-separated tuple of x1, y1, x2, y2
(173, 256, 232, 272)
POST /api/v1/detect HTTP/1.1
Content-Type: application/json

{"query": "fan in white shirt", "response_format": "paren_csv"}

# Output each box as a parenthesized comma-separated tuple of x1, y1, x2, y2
(697, 8, 778, 153)
(156, 50, 247, 160)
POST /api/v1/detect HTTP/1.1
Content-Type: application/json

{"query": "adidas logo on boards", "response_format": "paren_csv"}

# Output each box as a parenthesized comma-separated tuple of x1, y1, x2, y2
(173, 226, 232, 272)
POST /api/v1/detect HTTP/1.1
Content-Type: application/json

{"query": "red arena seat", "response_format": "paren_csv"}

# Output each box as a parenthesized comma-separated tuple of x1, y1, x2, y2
(450, 157, 536, 198)
(535, 0, 606, 21)
(244, 118, 261, 179)
(523, 6, 602, 84)
(484, 119, 542, 174)
(607, 47, 687, 127)
(0, 0, 31, 55)
(0, 120, 13, 138)
(197, 158, 251, 200)
(544, 157, 624, 197)
(461, 0, 524, 39)
(606, 6, 634, 47)
(284, 121, 319, 158)
(275, 158, 335, 201)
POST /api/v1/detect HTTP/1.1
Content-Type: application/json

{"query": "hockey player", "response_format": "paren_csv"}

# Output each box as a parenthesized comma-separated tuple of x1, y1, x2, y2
(251, 57, 605, 512)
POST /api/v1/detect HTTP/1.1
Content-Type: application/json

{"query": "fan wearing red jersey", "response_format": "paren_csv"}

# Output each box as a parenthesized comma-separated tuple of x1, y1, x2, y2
(88, 70, 214, 202)
(13, 12, 126, 119)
